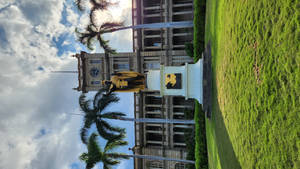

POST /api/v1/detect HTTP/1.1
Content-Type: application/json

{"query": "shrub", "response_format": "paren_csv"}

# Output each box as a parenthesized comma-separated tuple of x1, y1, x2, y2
(185, 42, 194, 58)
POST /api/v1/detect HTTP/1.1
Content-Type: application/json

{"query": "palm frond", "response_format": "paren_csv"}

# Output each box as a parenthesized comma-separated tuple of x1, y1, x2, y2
(100, 22, 124, 30)
(105, 140, 128, 152)
(95, 120, 123, 140)
(101, 119, 125, 133)
(80, 118, 94, 144)
(87, 136, 102, 169)
(75, 25, 98, 51)
(87, 133, 102, 153)
(79, 93, 87, 108)
(75, 0, 85, 11)
(89, 9, 122, 28)
(79, 152, 88, 162)
(86, 36, 95, 50)
(85, 23, 98, 32)
(98, 35, 116, 54)
(80, 133, 128, 169)
(101, 112, 126, 119)
(106, 153, 130, 160)
(103, 164, 112, 169)
(93, 88, 107, 109)
(104, 158, 120, 166)
(97, 92, 120, 112)
(79, 94, 92, 112)
(89, 0, 118, 10)
(76, 23, 117, 54)
(75, 27, 88, 44)
(89, 7, 98, 27)
(79, 96, 93, 113)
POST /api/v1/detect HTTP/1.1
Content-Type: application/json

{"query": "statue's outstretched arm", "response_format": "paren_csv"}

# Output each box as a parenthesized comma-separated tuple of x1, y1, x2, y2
(112, 73, 122, 76)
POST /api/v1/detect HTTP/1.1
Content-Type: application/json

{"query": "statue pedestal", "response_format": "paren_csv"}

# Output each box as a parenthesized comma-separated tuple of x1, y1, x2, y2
(147, 59, 203, 104)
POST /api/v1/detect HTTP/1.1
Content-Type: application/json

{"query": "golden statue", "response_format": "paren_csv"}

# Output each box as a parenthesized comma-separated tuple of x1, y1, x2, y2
(102, 71, 145, 94)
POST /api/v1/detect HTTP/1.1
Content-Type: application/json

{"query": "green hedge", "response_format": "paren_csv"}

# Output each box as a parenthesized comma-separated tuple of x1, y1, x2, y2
(185, 42, 194, 59)
(195, 101, 208, 169)
(184, 109, 196, 169)
(193, 0, 206, 61)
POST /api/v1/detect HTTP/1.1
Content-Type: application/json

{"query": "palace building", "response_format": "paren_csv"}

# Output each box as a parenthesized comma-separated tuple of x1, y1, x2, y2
(73, 0, 195, 168)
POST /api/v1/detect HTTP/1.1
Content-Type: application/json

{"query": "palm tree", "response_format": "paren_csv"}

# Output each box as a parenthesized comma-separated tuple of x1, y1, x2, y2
(75, 20, 193, 52)
(75, 0, 117, 12)
(75, 0, 121, 55)
(79, 132, 129, 169)
(80, 133, 194, 169)
(79, 88, 125, 144)
(75, 0, 193, 55)
(79, 110, 194, 143)
(75, 0, 118, 27)
(79, 91, 194, 143)
(75, 22, 123, 54)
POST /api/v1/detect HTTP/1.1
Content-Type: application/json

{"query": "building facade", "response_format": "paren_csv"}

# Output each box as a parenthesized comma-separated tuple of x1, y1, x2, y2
(73, 0, 195, 168)
(132, 0, 194, 168)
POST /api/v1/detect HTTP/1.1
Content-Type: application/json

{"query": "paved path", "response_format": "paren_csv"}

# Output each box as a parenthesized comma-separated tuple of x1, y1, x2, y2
(202, 42, 212, 119)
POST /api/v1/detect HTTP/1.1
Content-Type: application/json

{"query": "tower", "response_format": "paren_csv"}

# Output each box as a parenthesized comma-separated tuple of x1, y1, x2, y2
(73, 51, 137, 93)
(73, 51, 106, 93)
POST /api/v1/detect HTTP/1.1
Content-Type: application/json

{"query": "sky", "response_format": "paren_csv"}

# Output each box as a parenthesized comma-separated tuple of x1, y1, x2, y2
(0, 0, 135, 169)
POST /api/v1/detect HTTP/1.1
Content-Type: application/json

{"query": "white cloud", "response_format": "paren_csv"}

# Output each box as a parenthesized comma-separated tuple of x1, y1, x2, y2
(0, 60, 84, 169)
(0, 0, 84, 169)
(0, 0, 134, 168)
(0, 0, 15, 9)
(65, 4, 79, 26)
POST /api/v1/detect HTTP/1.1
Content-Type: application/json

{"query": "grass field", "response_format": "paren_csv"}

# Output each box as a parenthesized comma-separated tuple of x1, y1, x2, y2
(197, 0, 300, 168)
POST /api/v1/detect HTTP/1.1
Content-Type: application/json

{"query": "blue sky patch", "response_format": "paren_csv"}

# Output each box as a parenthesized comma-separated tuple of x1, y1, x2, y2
(37, 66, 44, 71)
(0, 26, 8, 47)
(52, 33, 77, 56)
(60, 3, 72, 27)
(34, 128, 47, 139)
(70, 162, 81, 169)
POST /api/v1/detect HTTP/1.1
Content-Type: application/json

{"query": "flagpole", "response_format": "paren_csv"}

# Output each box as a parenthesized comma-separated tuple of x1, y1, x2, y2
(51, 71, 78, 73)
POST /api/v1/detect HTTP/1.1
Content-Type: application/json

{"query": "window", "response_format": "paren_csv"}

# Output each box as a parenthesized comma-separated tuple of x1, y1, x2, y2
(145, 63, 160, 69)
(114, 63, 129, 70)
(89, 60, 102, 64)
(145, 96, 162, 104)
(145, 106, 161, 112)
(147, 161, 163, 169)
(146, 133, 162, 141)
(90, 68, 100, 77)
(175, 163, 186, 169)
(91, 81, 100, 85)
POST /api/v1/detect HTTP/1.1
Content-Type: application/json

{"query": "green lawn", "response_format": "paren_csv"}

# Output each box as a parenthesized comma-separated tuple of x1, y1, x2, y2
(196, 0, 299, 168)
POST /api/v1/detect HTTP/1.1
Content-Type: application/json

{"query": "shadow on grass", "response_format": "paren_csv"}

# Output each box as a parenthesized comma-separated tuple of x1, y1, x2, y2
(203, 0, 242, 168)
(212, 95, 241, 169)
(211, 42, 241, 169)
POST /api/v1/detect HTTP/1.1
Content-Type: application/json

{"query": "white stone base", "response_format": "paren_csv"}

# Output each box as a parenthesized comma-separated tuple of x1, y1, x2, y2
(186, 59, 203, 103)
(147, 59, 203, 104)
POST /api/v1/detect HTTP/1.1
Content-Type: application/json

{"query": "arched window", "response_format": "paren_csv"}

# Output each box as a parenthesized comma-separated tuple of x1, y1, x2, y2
(175, 162, 186, 169)
(147, 160, 163, 169)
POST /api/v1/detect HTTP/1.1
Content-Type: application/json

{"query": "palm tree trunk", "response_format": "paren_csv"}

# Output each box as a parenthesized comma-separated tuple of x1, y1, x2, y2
(115, 116, 195, 124)
(110, 154, 195, 164)
(112, 21, 193, 32)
